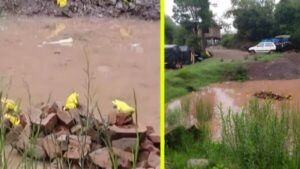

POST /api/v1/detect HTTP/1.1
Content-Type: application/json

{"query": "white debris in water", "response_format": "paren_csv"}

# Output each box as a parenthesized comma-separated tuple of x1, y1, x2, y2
(42, 37, 73, 47)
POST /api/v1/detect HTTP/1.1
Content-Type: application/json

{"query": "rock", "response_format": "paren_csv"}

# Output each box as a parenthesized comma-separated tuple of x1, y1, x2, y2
(57, 110, 74, 126)
(71, 124, 82, 134)
(42, 135, 62, 159)
(138, 150, 150, 162)
(57, 134, 69, 151)
(109, 125, 147, 139)
(137, 160, 147, 168)
(69, 108, 82, 124)
(64, 144, 90, 160)
(115, 113, 133, 126)
(82, 127, 98, 141)
(147, 151, 160, 168)
(146, 126, 155, 135)
(112, 138, 138, 152)
(53, 124, 70, 136)
(112, 147, 133, 162)
(148, 133, 160, 144)
(64, 135, 91, 159)
(108, 112, 117, 125)
(49, 102, 59, 114)
(41, 113, 58, 132)
(187, 159, 209, 168)
(26, 144, 47, 160)
(89, 148, 112, 168)
(29, 108, 43, 124)
(141, 139, 159, 153)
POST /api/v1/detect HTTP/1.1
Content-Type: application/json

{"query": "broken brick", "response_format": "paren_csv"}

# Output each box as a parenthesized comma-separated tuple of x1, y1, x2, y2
(109, 125, 147, 139)
(41, 113, 58, 132)
(57, 110, 74, 126)
(71, 124, 82, 134)
(108, 112, 117, 125)
(147, 151, 160, 168)
(49, 102, 59, 114)
(53, 124, 70, 136)
(115, 112, 133, 126)
(42, 135, 62, 159)
(112, 147, 134, 162)
(112, 138, 138, 152)
(89, 148, 112, 168)
(141, 139, 159, 153)
(138, 150, 150, 162)
(148, 133, 160, 144)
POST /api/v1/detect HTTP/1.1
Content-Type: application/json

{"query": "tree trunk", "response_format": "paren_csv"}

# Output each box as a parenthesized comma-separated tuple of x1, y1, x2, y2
(200, 29, 206, 50)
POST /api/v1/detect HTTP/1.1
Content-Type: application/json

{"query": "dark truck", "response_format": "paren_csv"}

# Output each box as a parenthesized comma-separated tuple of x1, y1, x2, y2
(165, 45, 204, 69)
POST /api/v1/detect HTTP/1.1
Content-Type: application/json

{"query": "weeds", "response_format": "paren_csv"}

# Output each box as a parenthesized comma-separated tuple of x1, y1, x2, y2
(166, 99, 300, 169)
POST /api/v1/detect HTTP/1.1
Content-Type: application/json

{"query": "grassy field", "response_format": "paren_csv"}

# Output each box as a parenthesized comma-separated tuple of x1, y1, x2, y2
(165, 53, 280, 102)
(166, 99, 300, 169)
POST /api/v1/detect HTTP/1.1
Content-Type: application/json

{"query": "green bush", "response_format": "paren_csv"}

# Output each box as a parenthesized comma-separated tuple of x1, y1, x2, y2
(221, 34, 238, 48)
(291, 27, 300, 50)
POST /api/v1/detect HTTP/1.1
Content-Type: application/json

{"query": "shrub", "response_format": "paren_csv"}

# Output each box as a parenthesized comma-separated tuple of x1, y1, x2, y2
(221, 34, 238, 48)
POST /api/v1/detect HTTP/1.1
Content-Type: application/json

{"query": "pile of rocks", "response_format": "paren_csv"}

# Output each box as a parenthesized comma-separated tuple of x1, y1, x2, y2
(6, 102, 160, 169)
(0, 0, 160, 20)
(254, 91, 291, 101)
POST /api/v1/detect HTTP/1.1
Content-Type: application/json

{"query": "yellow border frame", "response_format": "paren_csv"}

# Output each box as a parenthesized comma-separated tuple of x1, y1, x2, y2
(160, 0, 165, 168)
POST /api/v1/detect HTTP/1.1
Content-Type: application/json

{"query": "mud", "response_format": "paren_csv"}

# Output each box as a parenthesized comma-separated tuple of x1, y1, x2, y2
(247, 52, 300, 80)
(0, 0, 160, 20)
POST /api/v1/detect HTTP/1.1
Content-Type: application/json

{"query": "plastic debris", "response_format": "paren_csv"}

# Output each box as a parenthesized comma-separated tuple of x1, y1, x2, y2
(42, 38, 73, 47)
(64, 92, 79, 111)
(112, 99, 135, 114)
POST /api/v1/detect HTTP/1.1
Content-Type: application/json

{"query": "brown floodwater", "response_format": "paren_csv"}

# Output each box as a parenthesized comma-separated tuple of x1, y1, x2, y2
(167, 79, 300, 140)
(0, 16, 159, 168)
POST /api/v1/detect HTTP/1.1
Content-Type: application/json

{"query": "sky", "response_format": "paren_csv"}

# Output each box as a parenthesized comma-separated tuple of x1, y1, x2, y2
(165, 0, 280, 34)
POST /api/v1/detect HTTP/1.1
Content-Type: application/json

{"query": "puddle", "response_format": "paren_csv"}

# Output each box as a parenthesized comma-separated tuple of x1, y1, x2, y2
(167, 79, 300, 140)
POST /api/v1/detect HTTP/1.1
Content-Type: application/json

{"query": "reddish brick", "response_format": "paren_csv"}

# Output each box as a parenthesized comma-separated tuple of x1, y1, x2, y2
(148, 133, 160, 144)
(57, 110, 74, 126)
(53, 124, 70, 136)
(71, 124, 82, 134)
(147, 151, 160, 168)
(112, 138, 138, 152)
(112, 147, 134, 162)
(141, 139, 159, 153)
(89, 148, 112, 168)
(41, 113, 58, 132)
(108, 112, 117, 125)
(42, 135, 62, 159)
(115, 113, 133, 126)
(109, 125, 147, 139)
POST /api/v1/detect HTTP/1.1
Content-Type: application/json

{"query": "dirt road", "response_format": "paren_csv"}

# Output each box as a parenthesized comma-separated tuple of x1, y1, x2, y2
(207, 46, 249, 60)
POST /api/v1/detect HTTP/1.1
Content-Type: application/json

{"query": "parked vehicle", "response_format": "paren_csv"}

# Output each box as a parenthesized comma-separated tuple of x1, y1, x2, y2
(165, 45, 205, 69)
(261, 35, 291, 51)
(248, 42, 276, 54)
(165, 44, 182, 69)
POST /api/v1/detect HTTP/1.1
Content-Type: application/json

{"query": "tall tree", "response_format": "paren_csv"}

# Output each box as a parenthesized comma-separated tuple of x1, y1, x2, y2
(227, 0, 276, 41)
(173, 0, 213, 50)
(165, 15, 177, 44)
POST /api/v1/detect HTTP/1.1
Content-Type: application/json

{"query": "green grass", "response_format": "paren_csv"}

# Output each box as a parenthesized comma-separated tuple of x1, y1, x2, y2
(251, 53, 281, 62)
(165, 59, 248, 102)
(166, 100, 300, 169)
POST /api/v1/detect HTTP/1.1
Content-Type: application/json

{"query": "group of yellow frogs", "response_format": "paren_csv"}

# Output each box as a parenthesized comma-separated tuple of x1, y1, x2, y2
(1, 91, 135, 128)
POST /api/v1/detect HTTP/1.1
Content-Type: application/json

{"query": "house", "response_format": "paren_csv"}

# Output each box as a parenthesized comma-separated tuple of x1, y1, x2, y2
(204, 24, 222, 46)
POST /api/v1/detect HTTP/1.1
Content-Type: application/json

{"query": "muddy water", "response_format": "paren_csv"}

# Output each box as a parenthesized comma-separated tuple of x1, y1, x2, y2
(167, 79, 300, 140)
(0, 16, 159, 168)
